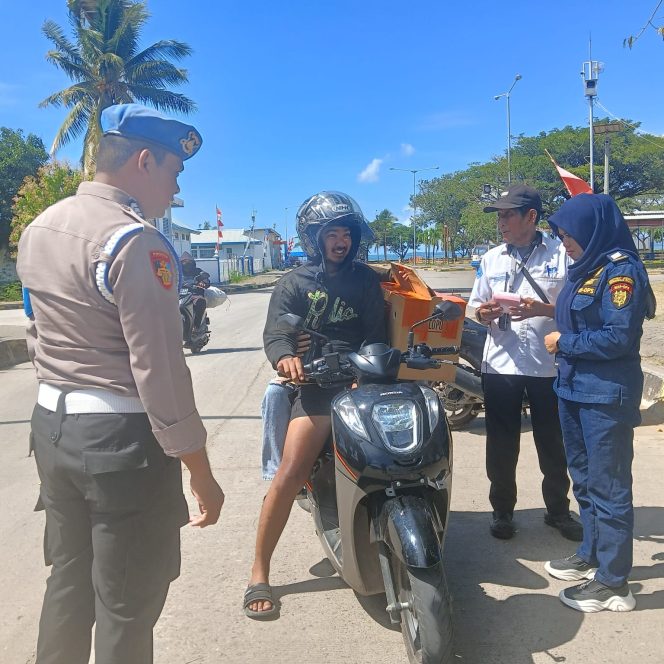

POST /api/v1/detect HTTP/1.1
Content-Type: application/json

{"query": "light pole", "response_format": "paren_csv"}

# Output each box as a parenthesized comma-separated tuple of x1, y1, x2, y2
(389, 166, 439, 263)
(494, 74, 522, 185)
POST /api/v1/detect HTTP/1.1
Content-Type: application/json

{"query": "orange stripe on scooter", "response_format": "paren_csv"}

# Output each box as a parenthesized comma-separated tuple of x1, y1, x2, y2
(334, 445, 358, 481)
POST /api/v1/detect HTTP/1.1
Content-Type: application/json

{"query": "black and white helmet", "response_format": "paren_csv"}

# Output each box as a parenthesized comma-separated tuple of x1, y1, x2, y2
(296, 191, 372, 261)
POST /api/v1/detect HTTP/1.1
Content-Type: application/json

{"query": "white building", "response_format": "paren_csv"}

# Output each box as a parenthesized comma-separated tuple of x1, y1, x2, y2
(191, 228, 263, 260)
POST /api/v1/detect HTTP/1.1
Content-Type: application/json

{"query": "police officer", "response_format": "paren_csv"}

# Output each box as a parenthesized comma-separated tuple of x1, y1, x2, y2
(469, 184, 582, 541)
(17, 104, 225, 664)
(544, 194, 652, 612)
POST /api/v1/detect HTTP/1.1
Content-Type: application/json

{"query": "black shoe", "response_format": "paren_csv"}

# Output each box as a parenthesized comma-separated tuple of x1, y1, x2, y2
(490, 512, 515, 539)
(559, 579, 635, 613)
(545, 553, 597, 581)
(544, 512, 583, 542)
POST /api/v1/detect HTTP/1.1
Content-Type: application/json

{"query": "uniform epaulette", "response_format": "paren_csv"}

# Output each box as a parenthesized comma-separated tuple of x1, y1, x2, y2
(607, 251, 629, 263)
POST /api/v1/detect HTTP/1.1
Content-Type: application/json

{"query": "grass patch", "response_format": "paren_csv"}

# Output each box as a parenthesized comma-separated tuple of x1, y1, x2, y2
(228, 270, 247, 284)
(0, 281, 22, 302)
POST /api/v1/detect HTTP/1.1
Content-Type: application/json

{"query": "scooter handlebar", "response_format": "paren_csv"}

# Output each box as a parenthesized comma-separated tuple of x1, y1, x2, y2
(429, 345, 459, 355)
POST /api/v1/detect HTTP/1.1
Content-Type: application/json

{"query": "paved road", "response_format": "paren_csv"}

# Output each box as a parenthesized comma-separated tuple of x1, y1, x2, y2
(1, 270, 662, 664)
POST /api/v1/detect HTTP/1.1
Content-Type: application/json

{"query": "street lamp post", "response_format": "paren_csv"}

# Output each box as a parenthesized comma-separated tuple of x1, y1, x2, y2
(494, 74, 522, 185)
(389, 166, 439, 264)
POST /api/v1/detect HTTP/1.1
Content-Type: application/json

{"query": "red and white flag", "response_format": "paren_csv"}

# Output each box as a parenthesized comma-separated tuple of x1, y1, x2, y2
(545, 150, 593, 197)
(215, 206, 224, 253)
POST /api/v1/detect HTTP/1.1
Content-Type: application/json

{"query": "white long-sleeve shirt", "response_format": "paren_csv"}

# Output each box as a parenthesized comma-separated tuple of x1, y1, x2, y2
(468, 235, 568, 377)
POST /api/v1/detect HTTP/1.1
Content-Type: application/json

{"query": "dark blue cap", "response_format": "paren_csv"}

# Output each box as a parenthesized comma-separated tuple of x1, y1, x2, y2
(101, 103, 202, 160)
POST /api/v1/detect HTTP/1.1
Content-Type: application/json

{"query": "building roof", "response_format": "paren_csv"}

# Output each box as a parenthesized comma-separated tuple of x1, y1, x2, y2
(172, 221, 201, 234)
(192, 229, 261, 245)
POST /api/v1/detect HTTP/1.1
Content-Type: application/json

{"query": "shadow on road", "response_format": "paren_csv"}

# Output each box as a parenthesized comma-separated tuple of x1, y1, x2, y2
(187, 346, 263, 356)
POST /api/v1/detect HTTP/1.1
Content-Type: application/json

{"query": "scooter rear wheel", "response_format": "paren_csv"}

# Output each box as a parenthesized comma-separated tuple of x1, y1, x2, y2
(395, 559, 453, 664)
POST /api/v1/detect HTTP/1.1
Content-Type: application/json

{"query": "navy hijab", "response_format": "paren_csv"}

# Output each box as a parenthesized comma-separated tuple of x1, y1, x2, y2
(548, 194, 640, 333)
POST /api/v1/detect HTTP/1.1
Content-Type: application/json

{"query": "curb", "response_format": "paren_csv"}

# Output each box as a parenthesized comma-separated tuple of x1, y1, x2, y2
(221, 279, 280, 294)
(0, 301, 23, 310)
(642, 363, 664, 407)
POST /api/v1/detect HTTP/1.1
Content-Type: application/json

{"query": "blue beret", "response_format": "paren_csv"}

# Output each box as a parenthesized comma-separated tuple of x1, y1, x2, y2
(100, 103, 202, 160)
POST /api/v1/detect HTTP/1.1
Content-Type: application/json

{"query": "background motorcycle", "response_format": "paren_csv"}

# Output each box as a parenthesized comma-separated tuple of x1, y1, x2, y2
(280, 300, 462, 664)
(179, 280, 210, 353)
(432, 317, 529, 430)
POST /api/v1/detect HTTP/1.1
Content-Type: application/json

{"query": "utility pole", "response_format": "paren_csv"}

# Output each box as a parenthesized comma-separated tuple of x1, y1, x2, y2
(581, 40, 603, 191)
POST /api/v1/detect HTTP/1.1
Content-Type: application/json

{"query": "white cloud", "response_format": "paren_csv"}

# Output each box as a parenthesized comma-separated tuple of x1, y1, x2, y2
(401, 143, 415, 157)
(357, 157, 383, 183)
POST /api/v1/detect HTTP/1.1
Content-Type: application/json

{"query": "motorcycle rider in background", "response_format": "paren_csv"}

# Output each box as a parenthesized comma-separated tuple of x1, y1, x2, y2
(180, 251, 210, 330)
(244, 191, 387, 619)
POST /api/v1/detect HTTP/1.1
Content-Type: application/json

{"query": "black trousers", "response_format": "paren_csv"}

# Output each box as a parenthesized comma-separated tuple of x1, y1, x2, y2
(483, 373, 570, 517)
(30, 403, 189, 664)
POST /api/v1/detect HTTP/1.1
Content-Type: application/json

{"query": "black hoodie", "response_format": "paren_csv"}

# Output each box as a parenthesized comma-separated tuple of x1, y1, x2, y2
(263, 260, 388, 368)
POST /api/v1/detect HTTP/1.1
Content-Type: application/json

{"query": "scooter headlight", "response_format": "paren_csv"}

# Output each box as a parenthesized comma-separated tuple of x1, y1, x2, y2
(371, 400, 422, 454)
(336, 393, 369, 439)
(419, 385, 441, 432)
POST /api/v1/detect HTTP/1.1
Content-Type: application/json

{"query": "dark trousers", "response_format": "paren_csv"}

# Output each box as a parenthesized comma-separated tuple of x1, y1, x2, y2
(558, 398, 637, 586)
(483, 373, 570, 517)
(30, 404, 189, 664)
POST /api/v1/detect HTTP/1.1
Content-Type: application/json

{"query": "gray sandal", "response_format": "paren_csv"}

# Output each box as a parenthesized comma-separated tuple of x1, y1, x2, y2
(243, 583, 279, 619)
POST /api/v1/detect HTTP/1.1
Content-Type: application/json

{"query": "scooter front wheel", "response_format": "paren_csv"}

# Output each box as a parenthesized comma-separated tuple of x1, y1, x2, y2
(394, 560, 453, 664)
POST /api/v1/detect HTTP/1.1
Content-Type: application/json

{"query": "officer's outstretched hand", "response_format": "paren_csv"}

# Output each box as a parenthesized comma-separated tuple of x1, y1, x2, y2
(189, 472, 225, 527)
(180, 448, 225, 527)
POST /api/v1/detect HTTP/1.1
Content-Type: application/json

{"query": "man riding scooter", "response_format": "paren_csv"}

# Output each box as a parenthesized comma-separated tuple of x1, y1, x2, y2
(180, 251, 210, 333)
(244, 191, 387, 619)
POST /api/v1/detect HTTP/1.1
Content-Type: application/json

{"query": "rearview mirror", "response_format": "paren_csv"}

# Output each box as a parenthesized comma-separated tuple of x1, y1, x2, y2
(433, 300, 463, 321)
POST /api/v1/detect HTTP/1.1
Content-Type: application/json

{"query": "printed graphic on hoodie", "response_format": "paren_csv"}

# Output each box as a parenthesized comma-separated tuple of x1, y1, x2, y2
(304, 290, 358, 329)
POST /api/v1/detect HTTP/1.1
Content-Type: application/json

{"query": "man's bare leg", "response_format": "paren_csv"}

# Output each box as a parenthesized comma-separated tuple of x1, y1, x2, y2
(247, 415, 330, 613)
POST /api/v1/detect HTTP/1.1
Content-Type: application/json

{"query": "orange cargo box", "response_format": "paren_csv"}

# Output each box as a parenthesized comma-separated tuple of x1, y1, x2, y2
(379, 263, 466, 383)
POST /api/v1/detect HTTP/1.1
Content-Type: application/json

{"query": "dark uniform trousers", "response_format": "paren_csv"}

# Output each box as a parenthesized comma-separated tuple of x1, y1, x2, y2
(30, 400, 189, 664)
(558, 398, 636, 587)
(483, 373, 571, 517)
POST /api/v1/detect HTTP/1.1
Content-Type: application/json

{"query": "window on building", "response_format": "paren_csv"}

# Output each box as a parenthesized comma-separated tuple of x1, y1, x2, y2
(200, 248, 215, 258)
(174, 232, 179, 240)
(191, 248, 198, 258)
(226, 247, 233, 258)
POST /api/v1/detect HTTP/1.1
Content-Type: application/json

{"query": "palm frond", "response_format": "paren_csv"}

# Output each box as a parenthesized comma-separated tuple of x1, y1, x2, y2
(125, 61, 190, 88)
(42, 19, 82, 62)
(109, 2, 149, 58)
(127, 86, 196, 114)
(44, 50, 93, 82)
(127, 40, 193, 66)
(49, 102, 92, 155)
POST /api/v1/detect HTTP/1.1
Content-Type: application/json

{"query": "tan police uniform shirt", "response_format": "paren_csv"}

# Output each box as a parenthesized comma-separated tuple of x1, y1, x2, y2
(16, 181, 206, 457)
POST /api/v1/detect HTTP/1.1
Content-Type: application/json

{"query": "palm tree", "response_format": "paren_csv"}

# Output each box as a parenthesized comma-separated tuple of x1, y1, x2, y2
(40, 0, 196, 176)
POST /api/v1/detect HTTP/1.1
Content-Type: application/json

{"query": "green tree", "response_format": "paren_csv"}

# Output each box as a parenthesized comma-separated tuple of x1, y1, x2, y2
(0, 128, 49, 247)
(41, 0, 196, 176)
(388, 224, 413, 262)
(369, 209, 397, 260)
(9, 161, 84, 256)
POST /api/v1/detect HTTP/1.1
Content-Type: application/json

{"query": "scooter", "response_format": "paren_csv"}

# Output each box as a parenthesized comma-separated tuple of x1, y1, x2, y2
(280, 300, 463, 664)
(432, 317, 529, 430)
(179, 280, 210, 353)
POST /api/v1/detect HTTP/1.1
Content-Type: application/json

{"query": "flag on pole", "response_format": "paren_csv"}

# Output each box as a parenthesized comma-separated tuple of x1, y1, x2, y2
(215, 206, 224, 253)
(545, 150, 593, 197)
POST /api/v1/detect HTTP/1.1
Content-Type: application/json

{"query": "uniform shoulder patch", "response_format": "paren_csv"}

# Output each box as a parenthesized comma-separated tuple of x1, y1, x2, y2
(609, 275, 634, 309)
(150, 250, 174, 289)
(608, 251, 628, 263)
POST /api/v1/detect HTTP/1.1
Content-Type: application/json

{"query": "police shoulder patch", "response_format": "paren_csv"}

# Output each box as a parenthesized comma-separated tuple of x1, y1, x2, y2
(608, 274, 634, 309)
(150, 250, 174, 289)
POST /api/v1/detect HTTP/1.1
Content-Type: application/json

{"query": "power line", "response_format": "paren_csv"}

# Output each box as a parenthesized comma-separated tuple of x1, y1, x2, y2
(594, 100, 664, 150)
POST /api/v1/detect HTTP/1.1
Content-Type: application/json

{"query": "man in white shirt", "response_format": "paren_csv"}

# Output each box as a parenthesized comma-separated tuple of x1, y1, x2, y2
(468, 184, 581, 542)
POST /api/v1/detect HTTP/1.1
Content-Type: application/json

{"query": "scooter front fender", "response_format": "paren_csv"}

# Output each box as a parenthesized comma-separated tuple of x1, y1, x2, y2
(379, 495, 442, 569)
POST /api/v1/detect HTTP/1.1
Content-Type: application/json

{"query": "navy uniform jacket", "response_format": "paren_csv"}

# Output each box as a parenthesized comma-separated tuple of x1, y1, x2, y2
(554, 253, 648, 406)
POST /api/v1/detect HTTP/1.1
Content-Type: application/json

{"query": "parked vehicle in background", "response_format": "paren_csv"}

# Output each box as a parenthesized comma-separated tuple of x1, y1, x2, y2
(470, 244, 496, 270)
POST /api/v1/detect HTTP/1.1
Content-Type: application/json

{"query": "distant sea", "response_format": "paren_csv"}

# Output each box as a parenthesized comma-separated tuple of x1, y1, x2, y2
(368, 250, 463, 262)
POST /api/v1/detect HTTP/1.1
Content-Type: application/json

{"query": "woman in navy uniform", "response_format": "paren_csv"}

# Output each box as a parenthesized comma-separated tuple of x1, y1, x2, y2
(543, 194, 652, 612)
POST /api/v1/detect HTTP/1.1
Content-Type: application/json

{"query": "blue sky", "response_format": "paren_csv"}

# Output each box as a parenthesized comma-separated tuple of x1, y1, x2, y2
(1, 0, 663, 241)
